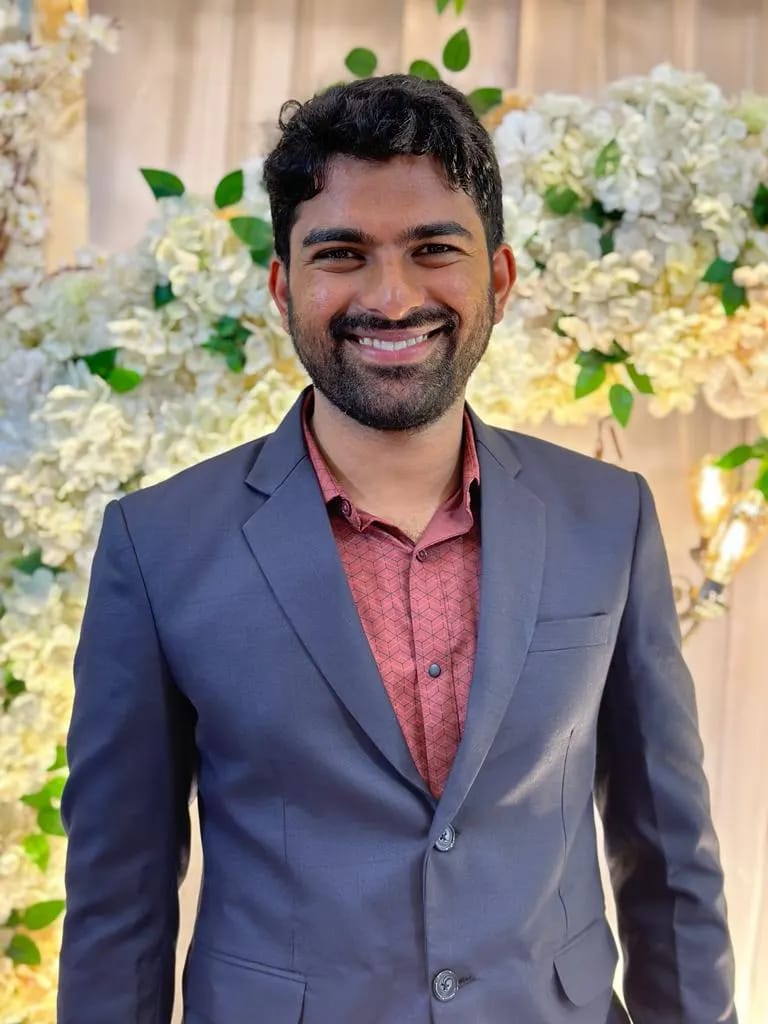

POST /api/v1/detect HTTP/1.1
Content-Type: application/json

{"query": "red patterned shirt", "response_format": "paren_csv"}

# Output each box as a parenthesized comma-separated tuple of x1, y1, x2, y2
(301, 389, 481, 798)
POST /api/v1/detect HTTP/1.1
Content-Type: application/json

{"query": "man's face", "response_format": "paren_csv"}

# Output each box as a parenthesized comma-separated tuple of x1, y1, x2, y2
(269, 154, 515, 431)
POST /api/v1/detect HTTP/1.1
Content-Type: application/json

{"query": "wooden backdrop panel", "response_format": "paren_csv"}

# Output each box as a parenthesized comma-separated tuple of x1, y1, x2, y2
(80, 2, 768, 1019)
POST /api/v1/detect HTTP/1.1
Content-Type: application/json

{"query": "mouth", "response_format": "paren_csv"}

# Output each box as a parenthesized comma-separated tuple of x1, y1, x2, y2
(344, 325, 445, 356)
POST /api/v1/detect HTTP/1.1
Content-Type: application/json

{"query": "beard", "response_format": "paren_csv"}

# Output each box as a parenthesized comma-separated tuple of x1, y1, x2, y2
(286, 286, 495, 432)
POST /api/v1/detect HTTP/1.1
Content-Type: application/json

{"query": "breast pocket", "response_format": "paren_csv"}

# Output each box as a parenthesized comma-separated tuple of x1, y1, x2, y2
(183, 944, 306, 1024)
(528, 613, 611, 653)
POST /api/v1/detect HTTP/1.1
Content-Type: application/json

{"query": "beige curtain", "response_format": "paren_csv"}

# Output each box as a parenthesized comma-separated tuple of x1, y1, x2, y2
(81, 2, 768, 1020)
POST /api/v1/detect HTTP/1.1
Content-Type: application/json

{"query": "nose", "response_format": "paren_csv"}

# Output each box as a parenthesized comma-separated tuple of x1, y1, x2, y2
(352, 255, 426, 323)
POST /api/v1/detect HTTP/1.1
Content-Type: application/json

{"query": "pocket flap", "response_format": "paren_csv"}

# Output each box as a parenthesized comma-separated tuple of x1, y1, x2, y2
(184, 944, 306, 1023)
(529, 613, 610, 652)
(554, 917, 618, 1006)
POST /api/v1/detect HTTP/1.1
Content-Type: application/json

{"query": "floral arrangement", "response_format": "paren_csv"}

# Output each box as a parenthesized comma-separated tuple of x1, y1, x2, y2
(2, 4, 768, 1014)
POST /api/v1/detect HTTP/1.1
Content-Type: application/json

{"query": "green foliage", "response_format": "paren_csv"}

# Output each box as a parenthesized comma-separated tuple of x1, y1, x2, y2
(139, 168, 185, 200)
(544, 186, 580, 216)
(572, 342, 653, 426)
(715, 437, 768, 500)
(3, 667, 26, 711)
(76, 348, 144, 393)
(47, 745, 67, 771)
(442, 28, 470, 72)
(753, 183, 768, 227)
(10, 549, 63, 576)
(229, 216, 273, 265)
(21, 777, 67, 836)
(202, 317, 252, 373)
(214, 169, 244, 209)
(409, 60, 441, 81)
(595, 139, 620, 178)
(345, 48, 377, 78)
(153, 282, 174, 308)
(467, 88, 503, 116)
(609, 383, 634, 427)
(702, 258, 748, 316)
(22, 833, 50, 872)
(5, 933, 41, 966)
(21, 901, 65, 931)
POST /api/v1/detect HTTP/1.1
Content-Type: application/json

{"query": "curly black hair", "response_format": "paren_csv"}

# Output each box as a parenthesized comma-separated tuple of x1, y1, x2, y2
(262, 74, 503, 265)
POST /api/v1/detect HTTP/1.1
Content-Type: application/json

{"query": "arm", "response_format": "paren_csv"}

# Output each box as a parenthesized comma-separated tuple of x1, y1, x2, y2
(595, 473, 737, 1023)
(58, 499, 197, 1024)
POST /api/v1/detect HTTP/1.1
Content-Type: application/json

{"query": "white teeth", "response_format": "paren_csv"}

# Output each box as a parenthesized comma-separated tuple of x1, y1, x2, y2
(356, 332, 432, 350)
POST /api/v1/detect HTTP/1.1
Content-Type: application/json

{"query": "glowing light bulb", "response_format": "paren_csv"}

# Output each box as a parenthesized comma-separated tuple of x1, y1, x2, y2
(703, 490, 768, 586)
(689, 455, 738, 539)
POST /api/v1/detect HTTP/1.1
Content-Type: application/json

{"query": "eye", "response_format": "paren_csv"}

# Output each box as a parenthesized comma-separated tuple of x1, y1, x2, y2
(417, 243, 458, 256)
(314, 248, 363, 261)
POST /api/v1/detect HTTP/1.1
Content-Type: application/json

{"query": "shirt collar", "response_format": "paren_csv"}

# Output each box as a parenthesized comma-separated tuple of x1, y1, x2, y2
(301, 387, 480, 524)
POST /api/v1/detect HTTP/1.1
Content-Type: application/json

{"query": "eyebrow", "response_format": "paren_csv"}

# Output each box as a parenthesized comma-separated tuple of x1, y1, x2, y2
(300, 220, 474, 249)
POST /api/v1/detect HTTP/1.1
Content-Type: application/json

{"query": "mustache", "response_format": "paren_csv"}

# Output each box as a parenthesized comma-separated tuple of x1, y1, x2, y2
(330, 308, 459, 339)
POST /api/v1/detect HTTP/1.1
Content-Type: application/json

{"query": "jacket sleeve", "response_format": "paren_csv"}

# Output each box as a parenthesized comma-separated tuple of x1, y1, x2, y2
(58, 498, 198, 1024)
(595, 472, 738, 1023)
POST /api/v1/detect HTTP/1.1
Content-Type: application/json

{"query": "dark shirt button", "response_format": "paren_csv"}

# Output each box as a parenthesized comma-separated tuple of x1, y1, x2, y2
(432, 969, 459, 1001)
(434, 824, 456, 852)
(428, 663, 441, 678)
(415, 549, 428, 562)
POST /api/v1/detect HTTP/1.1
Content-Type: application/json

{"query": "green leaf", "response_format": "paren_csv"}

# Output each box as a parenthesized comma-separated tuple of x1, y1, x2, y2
(21, 789, 50, 811)
(82, 348, 118, 378)
(715, 444, 755, 469)
(5, 675, 25, 698)
(22, 834, 50, 872)
(436, 0, 451, 11)
(599, 231, 615, 255)
(139, 168, 185, 200)
(443, 28, 470, 72)
(153, 282, 174, 308)
(408, 60, 441, 81)
(467, 88, 503, 116)
(22, 900, 65, 931)
(609, 383, 634, 427)
(43, 777, 66, 801)
(214, 169, 244, 209)
(755, 464, 768, 500)
(608, 339, 629, 362)
(107, 368, 143, 394)
(38, 806, 66, 837)
(344, 48, 378, 78)
(721, 279, 747, 316)
(5, 909, 22, 927)
(454, 0, 466, 11)
(752, 436, 768, 457)
(574, 363, 606, 399)
(553, 316, 568, 338)
(225, 349, 246, 373)
(582, 200, 606, 227)
(626, 362, 654, 394)
(47, 745, 67, 772)
(229, 217, 273, 259)
(10, 549, 61, 576)
(753, 183, 768, 227)
(544, 185, 580, 216)
(595, 139, 620, 178)
(702, 258, 736, 284)
(6, 933, 41, 966)
(575, 349, 604, 369)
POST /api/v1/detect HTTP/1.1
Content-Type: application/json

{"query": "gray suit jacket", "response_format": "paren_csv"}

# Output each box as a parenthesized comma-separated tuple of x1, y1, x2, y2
(58, 385, 736, 1024)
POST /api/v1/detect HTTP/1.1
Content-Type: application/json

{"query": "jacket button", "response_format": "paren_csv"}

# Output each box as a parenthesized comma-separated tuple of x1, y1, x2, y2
(432, 969, 459, 1001)
(434, 824, 456, 851)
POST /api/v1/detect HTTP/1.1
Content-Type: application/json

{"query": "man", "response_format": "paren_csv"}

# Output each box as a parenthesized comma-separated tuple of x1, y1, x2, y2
(58, 76, 736, 1023)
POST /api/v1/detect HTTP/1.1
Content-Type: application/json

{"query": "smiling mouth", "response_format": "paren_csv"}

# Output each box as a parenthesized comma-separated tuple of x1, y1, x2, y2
(346, 326, 445, 351)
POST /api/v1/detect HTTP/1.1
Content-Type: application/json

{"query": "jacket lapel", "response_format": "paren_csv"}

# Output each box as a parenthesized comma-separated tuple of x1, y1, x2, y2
(242, 388, 434, 801)
(433, 409, 546, 826)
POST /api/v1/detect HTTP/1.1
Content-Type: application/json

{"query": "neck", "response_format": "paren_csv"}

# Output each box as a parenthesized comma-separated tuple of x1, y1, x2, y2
(308, 388, 467, 514)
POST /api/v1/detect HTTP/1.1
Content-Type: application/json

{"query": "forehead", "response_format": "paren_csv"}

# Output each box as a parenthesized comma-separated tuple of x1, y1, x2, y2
(291, 154, 481, 241)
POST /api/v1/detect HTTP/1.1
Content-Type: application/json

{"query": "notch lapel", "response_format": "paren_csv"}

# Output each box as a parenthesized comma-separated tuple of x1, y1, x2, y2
(242, 389, 433, 802)
(433, 409, 546, 827)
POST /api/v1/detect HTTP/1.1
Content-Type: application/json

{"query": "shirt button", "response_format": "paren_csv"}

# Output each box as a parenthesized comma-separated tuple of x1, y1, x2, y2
(428, 663, 441, 678)
(340, 499, 352, 517)
(415, 549, 428, 562)
(434, 824, 456, 852)
(432, 969, 459, 1001)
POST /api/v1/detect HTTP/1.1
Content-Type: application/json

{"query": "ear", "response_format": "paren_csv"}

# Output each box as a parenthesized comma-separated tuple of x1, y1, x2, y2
(490, 244, 516, 325)
(268, 257, 290, 332)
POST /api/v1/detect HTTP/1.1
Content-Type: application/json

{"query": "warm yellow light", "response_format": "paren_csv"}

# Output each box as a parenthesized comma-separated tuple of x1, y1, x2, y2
(703, 489, 768, 585)
(689, 455, 739, 539)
